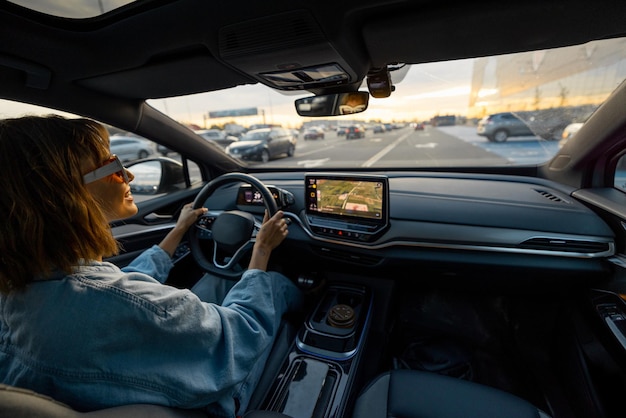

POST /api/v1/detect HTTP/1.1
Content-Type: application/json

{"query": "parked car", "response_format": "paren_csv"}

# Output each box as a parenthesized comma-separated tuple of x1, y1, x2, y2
(3, 1, 626, 418)
(109, 136, 155, 162)
(156, 143, 174, 156)
(346, 124, 366, 139)
(476, 112, 535, 142)
(195, 129, 238, 148)
(225, 127, 295, 162)
(304, 127, 325, 140)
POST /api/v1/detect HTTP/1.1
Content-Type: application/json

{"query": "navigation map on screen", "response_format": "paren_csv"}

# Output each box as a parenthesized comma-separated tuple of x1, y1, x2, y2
(306, 176, 385, 221)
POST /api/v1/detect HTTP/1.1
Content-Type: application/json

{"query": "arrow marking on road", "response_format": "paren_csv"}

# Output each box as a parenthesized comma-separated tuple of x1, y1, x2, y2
(297, 158, 330, 168)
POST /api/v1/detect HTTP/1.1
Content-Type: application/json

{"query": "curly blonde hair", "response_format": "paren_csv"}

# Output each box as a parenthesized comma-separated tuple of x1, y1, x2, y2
(0, 115, 120, 293)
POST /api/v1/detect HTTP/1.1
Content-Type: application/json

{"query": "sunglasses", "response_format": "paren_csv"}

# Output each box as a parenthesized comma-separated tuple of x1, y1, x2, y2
(83, 155, 130, 184)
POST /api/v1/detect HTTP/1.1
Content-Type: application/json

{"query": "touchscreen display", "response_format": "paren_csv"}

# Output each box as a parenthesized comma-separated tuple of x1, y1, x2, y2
(305, 175, 387, 222)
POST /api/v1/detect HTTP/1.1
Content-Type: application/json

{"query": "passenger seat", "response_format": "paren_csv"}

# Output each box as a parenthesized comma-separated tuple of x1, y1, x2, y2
(352, 369, 551, 418)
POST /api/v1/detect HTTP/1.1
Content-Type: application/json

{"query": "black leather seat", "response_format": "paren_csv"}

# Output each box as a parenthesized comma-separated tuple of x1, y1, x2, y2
(0, 384, 292, 418)
(352, 369, 551, 418)
(0, 384, 207, 418)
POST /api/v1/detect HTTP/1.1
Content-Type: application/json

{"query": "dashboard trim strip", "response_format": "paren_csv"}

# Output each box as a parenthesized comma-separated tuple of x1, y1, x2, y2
(111, 215, 614, 260)
(283, 212, 615, 259)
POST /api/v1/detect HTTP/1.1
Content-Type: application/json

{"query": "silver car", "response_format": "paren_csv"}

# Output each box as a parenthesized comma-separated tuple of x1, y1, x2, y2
(476, 112, 535, 142)
(109, 136, 155, 162)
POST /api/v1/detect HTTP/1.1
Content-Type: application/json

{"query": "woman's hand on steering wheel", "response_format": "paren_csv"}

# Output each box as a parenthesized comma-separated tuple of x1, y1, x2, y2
(257, 210, 289, 251)
(248, 210, 288, 272)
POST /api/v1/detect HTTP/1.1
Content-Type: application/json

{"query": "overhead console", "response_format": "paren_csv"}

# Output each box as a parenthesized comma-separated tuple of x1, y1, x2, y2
(304, 173, 389, 242)
(218, 10, 363, 91)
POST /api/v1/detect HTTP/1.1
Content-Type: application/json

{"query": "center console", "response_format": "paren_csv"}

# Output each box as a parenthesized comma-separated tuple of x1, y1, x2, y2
(252, 174, 388, 417)
(260, 283, 372, 418)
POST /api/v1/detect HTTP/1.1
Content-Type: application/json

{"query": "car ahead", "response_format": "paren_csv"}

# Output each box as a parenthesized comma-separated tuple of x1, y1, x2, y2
(303, 127, 325, 140)
(109, 136, 155, 162)
(476, 112, 535, 142)
(336, 125, 349, 136)
(373, 124, 386, 133)
(225, 127, 295, 162)
(195, 129, 239, 148)
(346, 124, 365, 139)
(3, 1, 626, 418)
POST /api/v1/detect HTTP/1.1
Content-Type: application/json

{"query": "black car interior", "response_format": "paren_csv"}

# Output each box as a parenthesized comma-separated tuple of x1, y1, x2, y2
(2, 0, 626, 417)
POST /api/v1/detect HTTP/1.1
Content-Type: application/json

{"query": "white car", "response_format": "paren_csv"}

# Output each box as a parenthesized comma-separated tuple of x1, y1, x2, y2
(559, 122, 584, 147)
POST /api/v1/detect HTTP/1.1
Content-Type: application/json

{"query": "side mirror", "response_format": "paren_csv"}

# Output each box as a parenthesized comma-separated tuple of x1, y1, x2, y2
(126, 157, 185, 195)
(295, 91, 369, 117)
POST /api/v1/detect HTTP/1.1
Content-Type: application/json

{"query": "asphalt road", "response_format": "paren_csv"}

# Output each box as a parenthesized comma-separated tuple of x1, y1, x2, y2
(259, 125, 560, 169)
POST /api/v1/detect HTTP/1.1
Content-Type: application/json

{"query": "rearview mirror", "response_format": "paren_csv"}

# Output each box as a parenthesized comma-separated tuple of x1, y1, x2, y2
(295, 91, 369, 117)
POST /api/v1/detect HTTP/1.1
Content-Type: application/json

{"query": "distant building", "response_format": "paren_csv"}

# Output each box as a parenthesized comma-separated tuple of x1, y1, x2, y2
(431, 115, 456, 126)
(468, 38, 626, 119)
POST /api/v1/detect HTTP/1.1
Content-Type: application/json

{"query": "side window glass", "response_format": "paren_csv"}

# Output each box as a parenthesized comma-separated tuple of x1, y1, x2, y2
(614, 155, 626, 192)
(188, 159, 201, 185)
(119, 135, 202, 202)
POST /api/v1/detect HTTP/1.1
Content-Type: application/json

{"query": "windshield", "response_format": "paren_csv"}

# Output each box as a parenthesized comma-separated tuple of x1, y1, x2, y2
(145, 37, 626, 169)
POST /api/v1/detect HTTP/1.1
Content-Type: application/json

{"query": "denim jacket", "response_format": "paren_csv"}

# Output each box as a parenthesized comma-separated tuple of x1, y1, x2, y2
(0, 245, 302, 417)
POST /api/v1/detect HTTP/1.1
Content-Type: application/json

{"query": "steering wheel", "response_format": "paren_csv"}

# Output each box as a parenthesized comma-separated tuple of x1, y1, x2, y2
(189, 173, 279, 279)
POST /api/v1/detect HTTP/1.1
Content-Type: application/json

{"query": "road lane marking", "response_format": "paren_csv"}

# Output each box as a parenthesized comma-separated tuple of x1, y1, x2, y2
(297, 158, 330, 168)
(361, 132, 412, 167)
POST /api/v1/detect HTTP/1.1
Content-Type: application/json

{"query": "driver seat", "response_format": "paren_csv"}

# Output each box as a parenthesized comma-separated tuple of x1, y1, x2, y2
(0, 384, 207, 417)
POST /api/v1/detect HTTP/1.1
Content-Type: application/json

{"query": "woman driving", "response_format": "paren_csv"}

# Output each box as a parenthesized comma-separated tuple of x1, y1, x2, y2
(0, 115, 302, 417)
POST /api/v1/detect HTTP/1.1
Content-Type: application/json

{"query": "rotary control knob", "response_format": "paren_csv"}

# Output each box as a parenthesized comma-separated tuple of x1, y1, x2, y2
(327, 303, 355, 328)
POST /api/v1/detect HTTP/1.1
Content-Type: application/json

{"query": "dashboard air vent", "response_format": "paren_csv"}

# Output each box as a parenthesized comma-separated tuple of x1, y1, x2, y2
(534, 189, 567, 203)
(519, 238, 611, 253)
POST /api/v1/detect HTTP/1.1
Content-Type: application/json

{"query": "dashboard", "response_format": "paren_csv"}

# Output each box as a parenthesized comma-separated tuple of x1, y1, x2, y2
(198, 170, 616, 282)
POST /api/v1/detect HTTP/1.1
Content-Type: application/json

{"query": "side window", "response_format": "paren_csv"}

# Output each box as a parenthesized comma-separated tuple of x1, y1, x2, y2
(113, 134, 202, 203)
(614, 155, 626, 192)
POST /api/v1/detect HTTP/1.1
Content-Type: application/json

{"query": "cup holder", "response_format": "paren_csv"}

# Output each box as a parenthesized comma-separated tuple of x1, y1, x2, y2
(297, 284, 370, 357)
